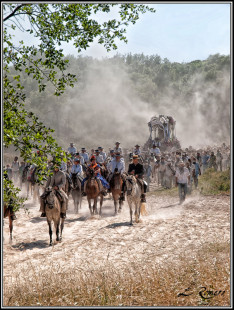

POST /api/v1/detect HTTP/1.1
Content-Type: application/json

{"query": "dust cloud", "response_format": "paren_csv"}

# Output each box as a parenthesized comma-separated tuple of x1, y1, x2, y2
(57, 58, 230, 151)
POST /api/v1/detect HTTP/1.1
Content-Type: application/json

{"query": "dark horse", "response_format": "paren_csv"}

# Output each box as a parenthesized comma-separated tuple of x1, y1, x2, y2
(4, 204, 14, 241)
(109, 169, 124, 215)
(85, 167, 103, 216)
(44, 187, 65, 246)
(71, 172, 82, 214)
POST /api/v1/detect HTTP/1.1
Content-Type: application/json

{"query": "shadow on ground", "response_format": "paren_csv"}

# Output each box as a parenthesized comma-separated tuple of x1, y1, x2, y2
(105, 221, 132, 229)
(12, 240, 48, 250)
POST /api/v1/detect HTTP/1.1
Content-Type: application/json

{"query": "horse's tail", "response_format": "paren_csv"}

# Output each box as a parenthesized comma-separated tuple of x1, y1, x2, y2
(140, 202, 147, 216)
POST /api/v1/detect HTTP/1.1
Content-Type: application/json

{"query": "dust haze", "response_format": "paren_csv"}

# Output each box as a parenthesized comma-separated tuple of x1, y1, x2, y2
(57, 58, 230, 151)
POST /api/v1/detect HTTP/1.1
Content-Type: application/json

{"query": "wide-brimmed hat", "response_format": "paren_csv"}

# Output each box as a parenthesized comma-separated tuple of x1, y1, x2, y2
(132, 155, 139, 159)
(98, 147, 103, 149)
(115, 152, 121, 157)
(74, 158, 80, 162)
(115, 142, 120, 144)
(81, 148, 86, 151)
(135, 144, 140, 147)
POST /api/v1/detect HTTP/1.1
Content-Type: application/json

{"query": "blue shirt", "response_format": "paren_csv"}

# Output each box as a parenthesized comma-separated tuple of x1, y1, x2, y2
(109, 159, 125, 174)
(202, 155, 210, 165)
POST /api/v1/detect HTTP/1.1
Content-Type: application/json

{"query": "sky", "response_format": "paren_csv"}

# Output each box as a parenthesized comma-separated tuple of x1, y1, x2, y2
(3, 2, 231, 63)
(60, 2, 231, 62)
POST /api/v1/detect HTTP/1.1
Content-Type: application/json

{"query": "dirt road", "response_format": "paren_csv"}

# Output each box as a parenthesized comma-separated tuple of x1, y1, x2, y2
(3, 187, 230, 277)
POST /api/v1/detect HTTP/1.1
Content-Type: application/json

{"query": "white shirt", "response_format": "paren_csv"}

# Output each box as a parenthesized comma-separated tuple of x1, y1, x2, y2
(134, 148, 141, 155)
(95, 154, 104, 164)
(100, 151, 107, 161)
(60, 161, 67, 172)
(175, 167, 190, 184)
(113, 147, 122, 155)
(11, 161, 19, 172)
(68, 146, 77, 155)
(80, 152, 89, 163)
(150, 147, 161, 156)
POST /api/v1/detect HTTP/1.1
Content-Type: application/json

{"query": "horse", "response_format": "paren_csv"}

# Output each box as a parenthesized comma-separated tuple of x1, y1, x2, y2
(70, 172, 82, 214)
(109, 169, 123, 215)
(85, 167, 103, 216)
(44, 187, 65, 246)
(125, 175, 145, 225)
(25, 166, 41, 202)
(64, 172, 72, 199)
(4, 204, 13, 241)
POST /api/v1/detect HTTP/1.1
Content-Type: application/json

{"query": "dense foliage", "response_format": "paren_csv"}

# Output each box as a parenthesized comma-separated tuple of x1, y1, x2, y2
(3, 3, 155, 211)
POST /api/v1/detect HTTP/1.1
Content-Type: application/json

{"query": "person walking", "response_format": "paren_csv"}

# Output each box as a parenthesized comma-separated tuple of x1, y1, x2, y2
(175, 161, 190, 204)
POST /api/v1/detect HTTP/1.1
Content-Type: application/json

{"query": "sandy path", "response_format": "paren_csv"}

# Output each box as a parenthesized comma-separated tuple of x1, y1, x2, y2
(3, 188, 230, 281)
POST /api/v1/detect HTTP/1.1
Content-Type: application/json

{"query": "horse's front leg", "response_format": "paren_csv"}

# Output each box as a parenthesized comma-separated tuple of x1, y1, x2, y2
(60, 218, 64, 241)
(56, 220, 60, 242)
(94, 198, 98, 215)
(99, 195, 103, 217)
(88, 198, 93, 216)
(47, 220, 53, 246)
(9, 215, 13, 241)
(129, 201, 133, 225)
(114, 197, 118, 215)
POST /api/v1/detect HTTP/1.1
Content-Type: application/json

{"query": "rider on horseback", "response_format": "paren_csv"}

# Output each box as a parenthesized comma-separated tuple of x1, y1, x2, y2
(70, 158, 83, 185)
(121, 155, 147, 203)
(107, 152, 126, 190)
(81, 155, 110, 196)
(40, 164, 68, 218)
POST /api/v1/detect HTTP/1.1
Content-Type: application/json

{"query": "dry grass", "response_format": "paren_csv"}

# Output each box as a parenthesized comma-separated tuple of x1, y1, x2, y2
(3, 241, 230, 307)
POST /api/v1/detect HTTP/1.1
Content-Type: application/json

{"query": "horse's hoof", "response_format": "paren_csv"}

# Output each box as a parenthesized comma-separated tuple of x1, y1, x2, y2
(130, 222, 133, 226)
(56, 238, 60, 241)
(49, 243, 52, 246)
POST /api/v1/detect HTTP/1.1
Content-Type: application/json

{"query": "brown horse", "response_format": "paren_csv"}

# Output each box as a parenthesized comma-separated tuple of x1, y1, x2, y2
(4, 204, 14, 241)
(109, 170, 123, 215)
(85, 168, 103, 216)
(44, 187, 65, 246)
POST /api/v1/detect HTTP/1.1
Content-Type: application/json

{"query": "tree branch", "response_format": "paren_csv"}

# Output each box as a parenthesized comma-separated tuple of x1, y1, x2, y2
(3, 4, 29, 22)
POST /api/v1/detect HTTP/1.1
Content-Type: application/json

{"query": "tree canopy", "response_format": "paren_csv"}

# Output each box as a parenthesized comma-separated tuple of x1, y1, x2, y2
(3, 3, 155, 210)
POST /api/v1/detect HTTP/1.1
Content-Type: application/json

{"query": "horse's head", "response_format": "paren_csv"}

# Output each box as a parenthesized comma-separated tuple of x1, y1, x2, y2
(125, 175, 137, 195)
(45, 187, 56, 208)
(71, 172, 78, 186)
(86, 167, 95, 178)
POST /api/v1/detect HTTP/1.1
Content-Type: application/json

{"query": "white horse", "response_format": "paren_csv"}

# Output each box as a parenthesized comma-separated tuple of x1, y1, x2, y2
(125, 175, 146, 225)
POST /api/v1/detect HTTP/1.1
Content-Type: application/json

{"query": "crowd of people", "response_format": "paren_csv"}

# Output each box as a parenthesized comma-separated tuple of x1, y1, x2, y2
(4, 141, 230, 219)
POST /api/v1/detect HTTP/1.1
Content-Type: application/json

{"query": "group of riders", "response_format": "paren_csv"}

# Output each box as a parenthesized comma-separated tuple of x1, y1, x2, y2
(4, 141, 230, 220)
